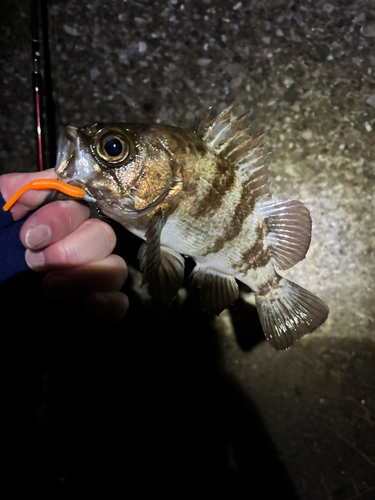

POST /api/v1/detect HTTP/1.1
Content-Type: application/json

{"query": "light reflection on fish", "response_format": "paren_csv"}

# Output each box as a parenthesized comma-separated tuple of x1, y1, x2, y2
(55, 101, 329, 350)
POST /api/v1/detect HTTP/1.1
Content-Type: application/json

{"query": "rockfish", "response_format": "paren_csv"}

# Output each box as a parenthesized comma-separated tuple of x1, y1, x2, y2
(55, 101, 329, 350)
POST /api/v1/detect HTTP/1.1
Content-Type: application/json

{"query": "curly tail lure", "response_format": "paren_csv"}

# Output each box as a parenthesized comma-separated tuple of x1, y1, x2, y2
(2, 179, 96, 212)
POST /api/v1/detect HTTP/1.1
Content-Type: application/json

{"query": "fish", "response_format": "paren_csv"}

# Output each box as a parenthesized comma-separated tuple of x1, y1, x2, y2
(54, 101, 329, 350)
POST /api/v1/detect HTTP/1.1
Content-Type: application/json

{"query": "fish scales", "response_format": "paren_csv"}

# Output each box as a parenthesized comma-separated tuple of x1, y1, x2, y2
(55, 101, 329, 350)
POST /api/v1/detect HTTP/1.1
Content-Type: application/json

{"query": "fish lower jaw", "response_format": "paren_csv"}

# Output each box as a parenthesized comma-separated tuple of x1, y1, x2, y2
(99, 205, 146, 240)
(99, 200, 138, 218)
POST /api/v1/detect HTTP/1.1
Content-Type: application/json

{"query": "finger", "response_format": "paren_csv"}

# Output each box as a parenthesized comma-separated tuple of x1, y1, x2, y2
(25, 218, 117, 271)
(20, 200, 90, 250)
(85, 291, 129, 322)
(42, 254, 128, 299)
(0, 169, 57, 221)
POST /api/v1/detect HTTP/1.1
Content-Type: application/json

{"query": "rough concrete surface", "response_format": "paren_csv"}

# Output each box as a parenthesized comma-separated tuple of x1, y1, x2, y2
(1, 0, 375, 499)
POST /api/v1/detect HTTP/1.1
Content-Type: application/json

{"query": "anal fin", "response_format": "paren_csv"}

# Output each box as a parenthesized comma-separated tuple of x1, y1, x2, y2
(255, 277, 329, 350)
(191, 267, 239, 315)
(258, 198, 312, 270)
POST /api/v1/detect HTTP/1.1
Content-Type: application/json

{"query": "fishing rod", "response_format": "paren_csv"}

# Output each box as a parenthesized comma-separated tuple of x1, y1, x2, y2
(31, 0, 44, 171)
(30, 0, 56, 172)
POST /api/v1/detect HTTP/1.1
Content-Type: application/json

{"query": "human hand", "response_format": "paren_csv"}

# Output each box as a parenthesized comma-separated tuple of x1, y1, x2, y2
(0, 168, 128, 322)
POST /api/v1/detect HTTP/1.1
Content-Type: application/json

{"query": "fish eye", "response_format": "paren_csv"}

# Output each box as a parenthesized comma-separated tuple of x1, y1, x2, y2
(95, 127, 134, 166)
(104, 137, 123, 157)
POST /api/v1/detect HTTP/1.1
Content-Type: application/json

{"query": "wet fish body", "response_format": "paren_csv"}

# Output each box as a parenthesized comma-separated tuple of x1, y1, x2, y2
(55, 102, 329, 350)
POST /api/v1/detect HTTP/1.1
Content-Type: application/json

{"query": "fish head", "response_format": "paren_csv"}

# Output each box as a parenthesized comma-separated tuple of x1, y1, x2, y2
(55, 123, 183, 225)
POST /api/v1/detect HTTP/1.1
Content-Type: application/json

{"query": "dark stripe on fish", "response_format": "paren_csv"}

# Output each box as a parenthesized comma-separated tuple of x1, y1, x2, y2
(188, 154, 236, 217)
(170, 129, 207, 157)
(230, 223, 271, 275)
(201, 178, 256, 255)
(194, 142, 206, 155)
(170, 130, 190, 153)
(256, 274, 281, 296)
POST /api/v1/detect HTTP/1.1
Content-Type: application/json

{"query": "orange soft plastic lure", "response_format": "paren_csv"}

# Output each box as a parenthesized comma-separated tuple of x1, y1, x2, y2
(2, 179, 96, 212)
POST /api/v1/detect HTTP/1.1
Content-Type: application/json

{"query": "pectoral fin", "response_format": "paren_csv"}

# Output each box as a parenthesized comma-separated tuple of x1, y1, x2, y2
(191, 267, 239, 315)
(138, 243, 185, 309)
(138, 211, 164, 285)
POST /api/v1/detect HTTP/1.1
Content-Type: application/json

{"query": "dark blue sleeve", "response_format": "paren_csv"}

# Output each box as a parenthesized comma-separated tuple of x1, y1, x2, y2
(0, 192, 33, 284)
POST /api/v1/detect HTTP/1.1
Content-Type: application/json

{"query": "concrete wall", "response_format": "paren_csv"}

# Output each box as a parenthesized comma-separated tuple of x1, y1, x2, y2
(1, 1, 374, 498)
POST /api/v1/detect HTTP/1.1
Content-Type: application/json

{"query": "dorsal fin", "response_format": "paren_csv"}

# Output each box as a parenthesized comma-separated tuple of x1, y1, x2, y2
(258, 198, 312, 270)
(194, 106, 212, 137)
(196, 99, 272, 201)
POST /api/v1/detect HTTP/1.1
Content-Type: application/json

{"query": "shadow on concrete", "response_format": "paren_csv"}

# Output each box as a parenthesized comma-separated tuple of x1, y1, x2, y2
(2, 224, 299, 499)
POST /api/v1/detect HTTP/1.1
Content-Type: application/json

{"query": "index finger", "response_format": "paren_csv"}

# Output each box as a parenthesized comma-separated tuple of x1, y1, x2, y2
(0, 169, 58, 221)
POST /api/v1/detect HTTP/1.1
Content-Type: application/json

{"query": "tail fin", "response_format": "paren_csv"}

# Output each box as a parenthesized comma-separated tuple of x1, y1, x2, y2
(255, 278, 329, 350)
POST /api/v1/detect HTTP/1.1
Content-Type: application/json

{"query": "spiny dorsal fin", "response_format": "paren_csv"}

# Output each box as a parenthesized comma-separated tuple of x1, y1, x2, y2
(197, 99, 272, 201)
(258, 198, 312, 270)
(195, 106, 212, 137)
(237, 163, 270, 204)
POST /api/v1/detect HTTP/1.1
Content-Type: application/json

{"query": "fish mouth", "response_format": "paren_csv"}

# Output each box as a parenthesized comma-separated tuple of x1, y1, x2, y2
(66, 177, 135, 213)
(67, 179, 88, 190)
(55, 127, 75, 171)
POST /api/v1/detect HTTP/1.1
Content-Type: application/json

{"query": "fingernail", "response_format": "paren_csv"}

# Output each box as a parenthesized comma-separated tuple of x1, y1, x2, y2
(25, 224, 51, 249)
(25, 249, 45, 270)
